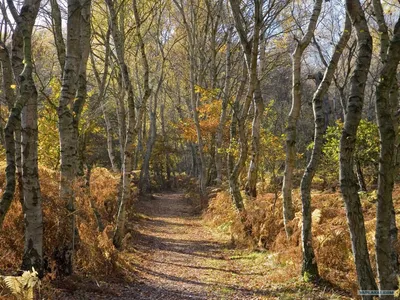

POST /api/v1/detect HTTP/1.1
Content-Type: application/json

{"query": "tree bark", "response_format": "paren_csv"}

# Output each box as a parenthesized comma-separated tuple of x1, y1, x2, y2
(373, 1, 400, 293)
(8, 0, 43, 275)
(300, 13, 351, 281)
(50, 0, 66, 71)
(246, 80, 264, 198)
(340, 1, 377, 297)
(282, 0, 322, 237)
(6, 0, 26, 210)
(57, 0, 91, 275)
(0, 42, 18, 227)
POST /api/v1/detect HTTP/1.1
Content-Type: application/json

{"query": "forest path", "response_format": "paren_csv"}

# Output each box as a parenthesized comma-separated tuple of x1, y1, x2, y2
(122, 192, 274, 299)
(59, 192, 350, 299)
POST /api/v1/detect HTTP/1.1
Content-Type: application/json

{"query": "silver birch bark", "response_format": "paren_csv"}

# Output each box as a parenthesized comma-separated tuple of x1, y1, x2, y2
(340, 0, 377, 296)
(105, 0, 135, 249)
(8, 0, 43, 274)
(228, 0, 260, 210)
(373, 0, 400, 293)
(6, 0, 25, 208)
(300, 13, 351, 281)
(245, 0, 264, 199)
(57, 0, 91, 275)
(0, 0, 39, 227)
(282, 0, 322, 236)
(50, 0, 66, 71)
(107, 0, 151, 248)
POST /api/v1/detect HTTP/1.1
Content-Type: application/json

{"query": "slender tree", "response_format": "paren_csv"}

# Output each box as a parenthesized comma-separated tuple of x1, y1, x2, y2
(282, 0, 322, 236)
(340, 0, 377, 296)
(300, 12, 351, 281)
(373, 0, 400, 294)
(56, 0, 92, 275)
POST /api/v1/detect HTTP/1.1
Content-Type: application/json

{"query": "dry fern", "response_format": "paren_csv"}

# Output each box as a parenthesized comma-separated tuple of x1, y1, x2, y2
(2, 268, 40, 300)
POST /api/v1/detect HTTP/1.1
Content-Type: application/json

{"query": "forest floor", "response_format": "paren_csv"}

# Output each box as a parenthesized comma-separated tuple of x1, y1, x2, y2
(54, 192, 351, 300)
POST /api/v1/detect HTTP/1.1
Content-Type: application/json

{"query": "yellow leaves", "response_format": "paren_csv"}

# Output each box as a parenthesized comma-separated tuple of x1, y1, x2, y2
(10, 84, 16, 90)
(177, 118, 197, 142)
(49, 77, 61, 101)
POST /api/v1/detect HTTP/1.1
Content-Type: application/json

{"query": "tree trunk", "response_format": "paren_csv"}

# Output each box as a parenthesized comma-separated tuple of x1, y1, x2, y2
(110, 0, 151, 248)
(57, 0, 91, 275)
(50, 0, 66, 71)
(10, 0, 43, 275)
(215, 26, 232, 185)
(0, 42, 18, 227)
(300, 13, 351, 281)
(340, 1, 377, 297)
(140, 95, 157, 194)
(389, 80, 400, 278)
(246, 81, 264, 198)
(139, 33, 165, 193)
(160, 102, 171, 187)
(103, 110, 118, 173)
(282, 0, 322, 237)
(228, 62, 249, 212)
(106, 0, 136, 249)
(373, 1, 400, 293)
(115, 82, 126, 169)
(0, 0, 27, 221)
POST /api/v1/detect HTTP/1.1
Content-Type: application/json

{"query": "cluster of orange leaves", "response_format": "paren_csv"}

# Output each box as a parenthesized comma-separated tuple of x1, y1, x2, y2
(177, 86, 224, 150)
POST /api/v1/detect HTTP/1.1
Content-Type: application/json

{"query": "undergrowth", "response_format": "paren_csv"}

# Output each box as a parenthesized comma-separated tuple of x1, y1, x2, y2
(204, 183, 400, 298)
(0, 166, 129, 296)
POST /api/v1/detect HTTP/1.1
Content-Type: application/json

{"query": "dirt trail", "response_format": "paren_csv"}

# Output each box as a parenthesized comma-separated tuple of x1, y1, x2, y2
(124, 192, 272, 299)
(59, 192, 350, 299)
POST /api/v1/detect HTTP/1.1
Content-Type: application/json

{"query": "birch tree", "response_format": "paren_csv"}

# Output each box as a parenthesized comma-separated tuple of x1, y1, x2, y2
(300, 12, 351, 281)
(373, 0, 400, 294)
(340, 0, 377, 296)
(55, 0, 92, 275)
(0, 0, 43, 273)
(282, 0, 322, 236)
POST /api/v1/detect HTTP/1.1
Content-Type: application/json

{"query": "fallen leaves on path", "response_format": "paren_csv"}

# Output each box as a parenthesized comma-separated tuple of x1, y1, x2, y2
(55, 192, 351, 300)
